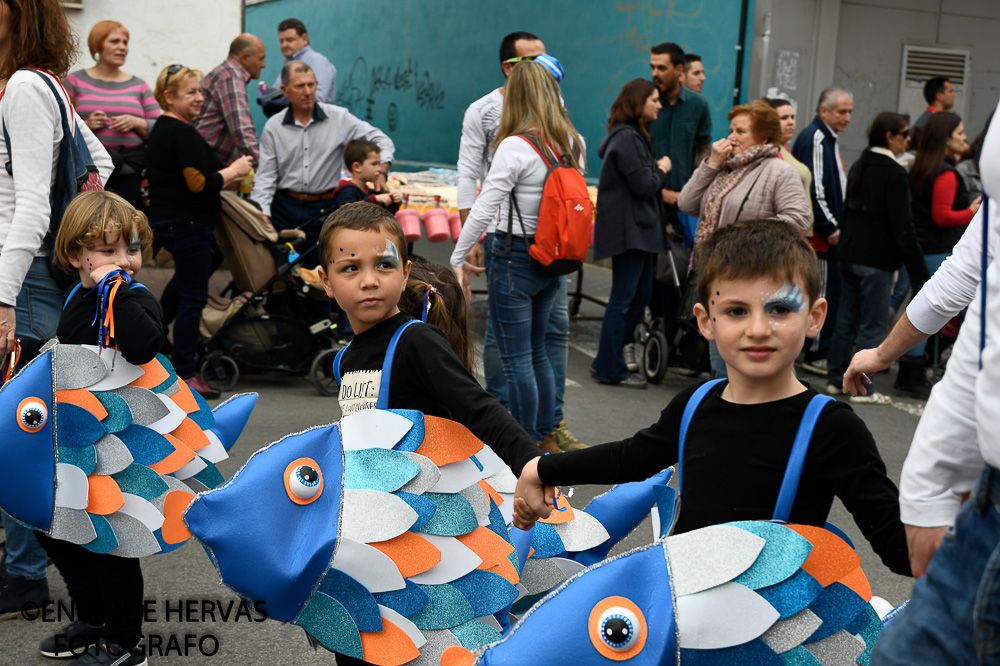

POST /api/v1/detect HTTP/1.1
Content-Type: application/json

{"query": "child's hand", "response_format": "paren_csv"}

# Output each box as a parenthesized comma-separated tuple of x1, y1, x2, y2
(512, 456, 555, 529)
(90, 263, 129, 285)
(375, 193, 393, 206)
(390, 191, 401, 203)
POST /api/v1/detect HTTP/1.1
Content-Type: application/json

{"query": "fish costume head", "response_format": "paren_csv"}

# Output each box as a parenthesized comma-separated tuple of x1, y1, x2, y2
(445, 521, 888, 666)
(0, 343, 256, 557)
(183, 408, 670, 666)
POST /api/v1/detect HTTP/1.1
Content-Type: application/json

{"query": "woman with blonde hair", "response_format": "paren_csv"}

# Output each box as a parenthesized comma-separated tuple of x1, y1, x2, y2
(678, 99, 810, 377)
(145, 64, 252, 398)
(64, 20, 161, 208)
(450, 58, 582, 453)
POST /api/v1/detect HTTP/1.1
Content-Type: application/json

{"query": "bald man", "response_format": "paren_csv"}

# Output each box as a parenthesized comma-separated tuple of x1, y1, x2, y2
(193, 34, 267, 165)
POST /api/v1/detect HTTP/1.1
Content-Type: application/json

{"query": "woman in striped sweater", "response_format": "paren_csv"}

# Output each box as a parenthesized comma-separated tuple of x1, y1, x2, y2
(64, 20, 160, 209)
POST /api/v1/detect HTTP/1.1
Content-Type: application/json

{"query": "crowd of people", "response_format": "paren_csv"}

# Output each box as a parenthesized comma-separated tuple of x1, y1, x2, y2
(0, 1, 998, 663)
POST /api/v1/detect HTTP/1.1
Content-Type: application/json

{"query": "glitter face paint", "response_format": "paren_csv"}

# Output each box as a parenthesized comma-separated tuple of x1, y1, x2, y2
(379, 240, 401, 268)
(762, 283, 804, 331)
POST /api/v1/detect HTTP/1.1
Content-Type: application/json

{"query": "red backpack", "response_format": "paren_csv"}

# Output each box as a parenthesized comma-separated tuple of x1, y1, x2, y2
(506, 133, 592, 276)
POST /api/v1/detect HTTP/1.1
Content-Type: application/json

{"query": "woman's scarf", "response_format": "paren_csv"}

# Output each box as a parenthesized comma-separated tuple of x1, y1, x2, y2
(693, 143, 780, 265)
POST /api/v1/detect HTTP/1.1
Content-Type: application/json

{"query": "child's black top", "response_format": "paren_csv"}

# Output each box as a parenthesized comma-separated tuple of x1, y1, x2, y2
(337, 311, 541, 476)
(58, 282, 165, 365)
(537, 381, 911, 576)
(332, 179, 401, 213)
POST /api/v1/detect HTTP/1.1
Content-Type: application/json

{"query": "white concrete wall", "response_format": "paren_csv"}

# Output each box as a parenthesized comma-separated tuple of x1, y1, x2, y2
(62, 0, 243, 92)
(751, 0, 1000, 167)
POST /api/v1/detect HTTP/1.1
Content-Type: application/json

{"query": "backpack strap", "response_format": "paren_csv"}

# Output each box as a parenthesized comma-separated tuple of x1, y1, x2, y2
(375, 319, 420, 410)
(677, 378, 726, 496)
(332, 319, 421, 408)
(771, 394, 835, 522)
(62, 281, 85, 309)
(515, 133, 555, 168)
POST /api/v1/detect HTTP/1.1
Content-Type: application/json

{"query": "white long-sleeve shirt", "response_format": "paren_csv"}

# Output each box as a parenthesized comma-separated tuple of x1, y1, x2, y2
(457, 88, 503, 214)
(451, 135, 554, 267)
(899, 93, 1000, 526)
(0, 69, 113, 306)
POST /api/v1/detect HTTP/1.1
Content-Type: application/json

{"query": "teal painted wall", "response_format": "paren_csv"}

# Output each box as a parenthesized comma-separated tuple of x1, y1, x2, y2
(246, 0, 754, 172)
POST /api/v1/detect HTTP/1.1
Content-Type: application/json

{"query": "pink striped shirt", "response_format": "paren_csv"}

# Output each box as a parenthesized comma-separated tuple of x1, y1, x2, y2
(64, 70, 160, 148)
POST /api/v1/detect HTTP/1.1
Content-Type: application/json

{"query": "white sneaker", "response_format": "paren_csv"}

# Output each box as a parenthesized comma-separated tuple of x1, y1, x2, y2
(849, 391, 893, 405)
(824, 383, 843, 396)
(798, 358, 828, 376)
(623, 343, 639, 372)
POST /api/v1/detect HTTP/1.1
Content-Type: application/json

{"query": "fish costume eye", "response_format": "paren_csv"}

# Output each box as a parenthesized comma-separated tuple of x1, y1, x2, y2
(589, 596, 647, 659)
(284, 457, 323, 505)
(17, 398, 48, 433)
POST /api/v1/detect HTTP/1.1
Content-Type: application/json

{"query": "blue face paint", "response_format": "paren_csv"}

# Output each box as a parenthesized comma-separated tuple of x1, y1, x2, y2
(764, 282, 804, 314)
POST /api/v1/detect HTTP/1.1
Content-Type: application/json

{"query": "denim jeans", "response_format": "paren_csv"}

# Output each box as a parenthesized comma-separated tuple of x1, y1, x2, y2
(2, 257, 61, 580)
(826, 263, 893, 389)
(906, 253, 951, 357)
(805, 251, 840, 361)
(159, 219, 215, 378)
(489, 233, 560, 441)
(708, 340, 728, 379)
(271, 191, 331, 267)
(483, 234, 569, 424)
(890, 265, 910, 311)
(872, 465, 1000, 664)
(593, 250, 654, 383)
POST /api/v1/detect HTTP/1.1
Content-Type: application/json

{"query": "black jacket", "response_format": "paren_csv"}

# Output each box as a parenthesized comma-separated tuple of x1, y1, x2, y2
(593, 123, 665, 261)
(838, 149, 930, 283)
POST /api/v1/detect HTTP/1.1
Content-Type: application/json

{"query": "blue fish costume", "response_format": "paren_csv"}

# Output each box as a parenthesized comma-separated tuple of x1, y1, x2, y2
(180, 407, 669, 665)
(0, 342, 256, 557)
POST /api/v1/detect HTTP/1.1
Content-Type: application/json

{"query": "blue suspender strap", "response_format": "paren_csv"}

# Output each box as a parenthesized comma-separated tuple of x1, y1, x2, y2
(677, 378, 726, 497)
(771, 394, 835, 522)
(375, 319, 420, 410)
(981, 193, 989, 370)
(333, 346, 347, 386)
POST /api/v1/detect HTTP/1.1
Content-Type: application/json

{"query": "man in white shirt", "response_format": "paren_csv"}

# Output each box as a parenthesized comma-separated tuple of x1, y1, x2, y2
(251, 61, 393, 263)
(871, 104, 1000, 663)
(456, 32, 584, 453)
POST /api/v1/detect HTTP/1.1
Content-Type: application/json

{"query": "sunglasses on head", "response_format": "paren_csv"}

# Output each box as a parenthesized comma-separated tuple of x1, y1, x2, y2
(503, 55, 538, 64)
(166, 64, 185, 76)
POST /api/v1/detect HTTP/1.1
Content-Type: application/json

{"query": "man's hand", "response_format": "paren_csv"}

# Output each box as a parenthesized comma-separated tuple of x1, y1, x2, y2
(905, 524, 948, 579)
(656, 156, 672, 174)
(827, 230, 841, 246)
(843, 347, 890, 396)
(452, 261, 486, 302)
(512, 457, 555, 529)
(661, 189, 679, 206)
(468, 242, 484, 268)
(0, 305, 16, 356)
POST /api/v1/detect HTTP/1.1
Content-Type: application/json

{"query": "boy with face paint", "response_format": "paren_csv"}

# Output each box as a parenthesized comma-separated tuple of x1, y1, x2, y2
(316, 201, 548, 506)
(515, 220, 911, 577)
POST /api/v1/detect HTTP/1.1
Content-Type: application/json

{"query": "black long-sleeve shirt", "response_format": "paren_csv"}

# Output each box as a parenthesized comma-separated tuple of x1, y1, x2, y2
(58, 281, 165, 364)
(337, 312, 541, 476)
(538, 381, 911, 576)
(146, 115, 224, 224)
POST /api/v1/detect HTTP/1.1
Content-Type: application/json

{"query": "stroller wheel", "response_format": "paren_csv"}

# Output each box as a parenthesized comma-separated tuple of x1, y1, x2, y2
(310, 349, 340, 397)
(200, 353, 239, 391)
(634, 320, 651, 345)
(642, 330, 669, 384)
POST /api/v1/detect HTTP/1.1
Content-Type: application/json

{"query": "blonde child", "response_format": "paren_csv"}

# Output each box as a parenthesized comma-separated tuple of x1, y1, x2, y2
(36, 191, 161, 665)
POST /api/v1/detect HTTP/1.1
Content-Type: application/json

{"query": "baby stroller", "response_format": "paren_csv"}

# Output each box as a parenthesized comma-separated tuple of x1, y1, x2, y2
(197, 192, 337, 393)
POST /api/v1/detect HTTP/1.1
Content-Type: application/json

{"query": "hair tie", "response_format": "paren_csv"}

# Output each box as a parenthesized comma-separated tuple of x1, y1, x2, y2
(421, 285, 439, 322)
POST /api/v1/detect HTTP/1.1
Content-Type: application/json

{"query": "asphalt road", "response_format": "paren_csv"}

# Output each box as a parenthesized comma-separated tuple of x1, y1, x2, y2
(3, 240, 921, 664)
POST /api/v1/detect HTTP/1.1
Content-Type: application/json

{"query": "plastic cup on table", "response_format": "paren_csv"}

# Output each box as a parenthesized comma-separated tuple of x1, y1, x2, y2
(396, 208, 422, 242)
(449, 212, 462, 241)
(423, 207, 450, 242)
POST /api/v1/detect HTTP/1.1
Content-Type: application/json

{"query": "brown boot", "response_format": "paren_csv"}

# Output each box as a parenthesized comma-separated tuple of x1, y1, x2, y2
(538, 432, 561, 455)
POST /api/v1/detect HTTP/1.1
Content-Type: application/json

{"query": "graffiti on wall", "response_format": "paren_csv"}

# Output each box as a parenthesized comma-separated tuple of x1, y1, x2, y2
(338, 56, 446, 130)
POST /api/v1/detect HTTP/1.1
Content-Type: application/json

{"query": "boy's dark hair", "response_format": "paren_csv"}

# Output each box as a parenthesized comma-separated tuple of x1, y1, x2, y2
(923, 77, 950, 105)
(684, 53, 702, 67)
(650, 42, 685, 67)
(319, 202, 408, 268)
(398, 261, 472, 371)
(499, 31, 540, 63)
(278, 18, 307, 36)
(697, 220, 819, 308)
(344, 139, 381, 171)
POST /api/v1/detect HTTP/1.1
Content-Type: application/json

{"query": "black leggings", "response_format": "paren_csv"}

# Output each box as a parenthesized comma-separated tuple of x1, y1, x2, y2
(35, 533, 143, 648)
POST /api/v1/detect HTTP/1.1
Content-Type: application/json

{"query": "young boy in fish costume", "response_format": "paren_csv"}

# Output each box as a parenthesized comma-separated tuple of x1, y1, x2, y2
(516, 220, 912, 576)
(37, 191, 162, 665)
(315, 202, 554, 665)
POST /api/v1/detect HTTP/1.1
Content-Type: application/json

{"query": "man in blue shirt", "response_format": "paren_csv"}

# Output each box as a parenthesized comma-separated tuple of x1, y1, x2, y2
(261, 18, 337, 113)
